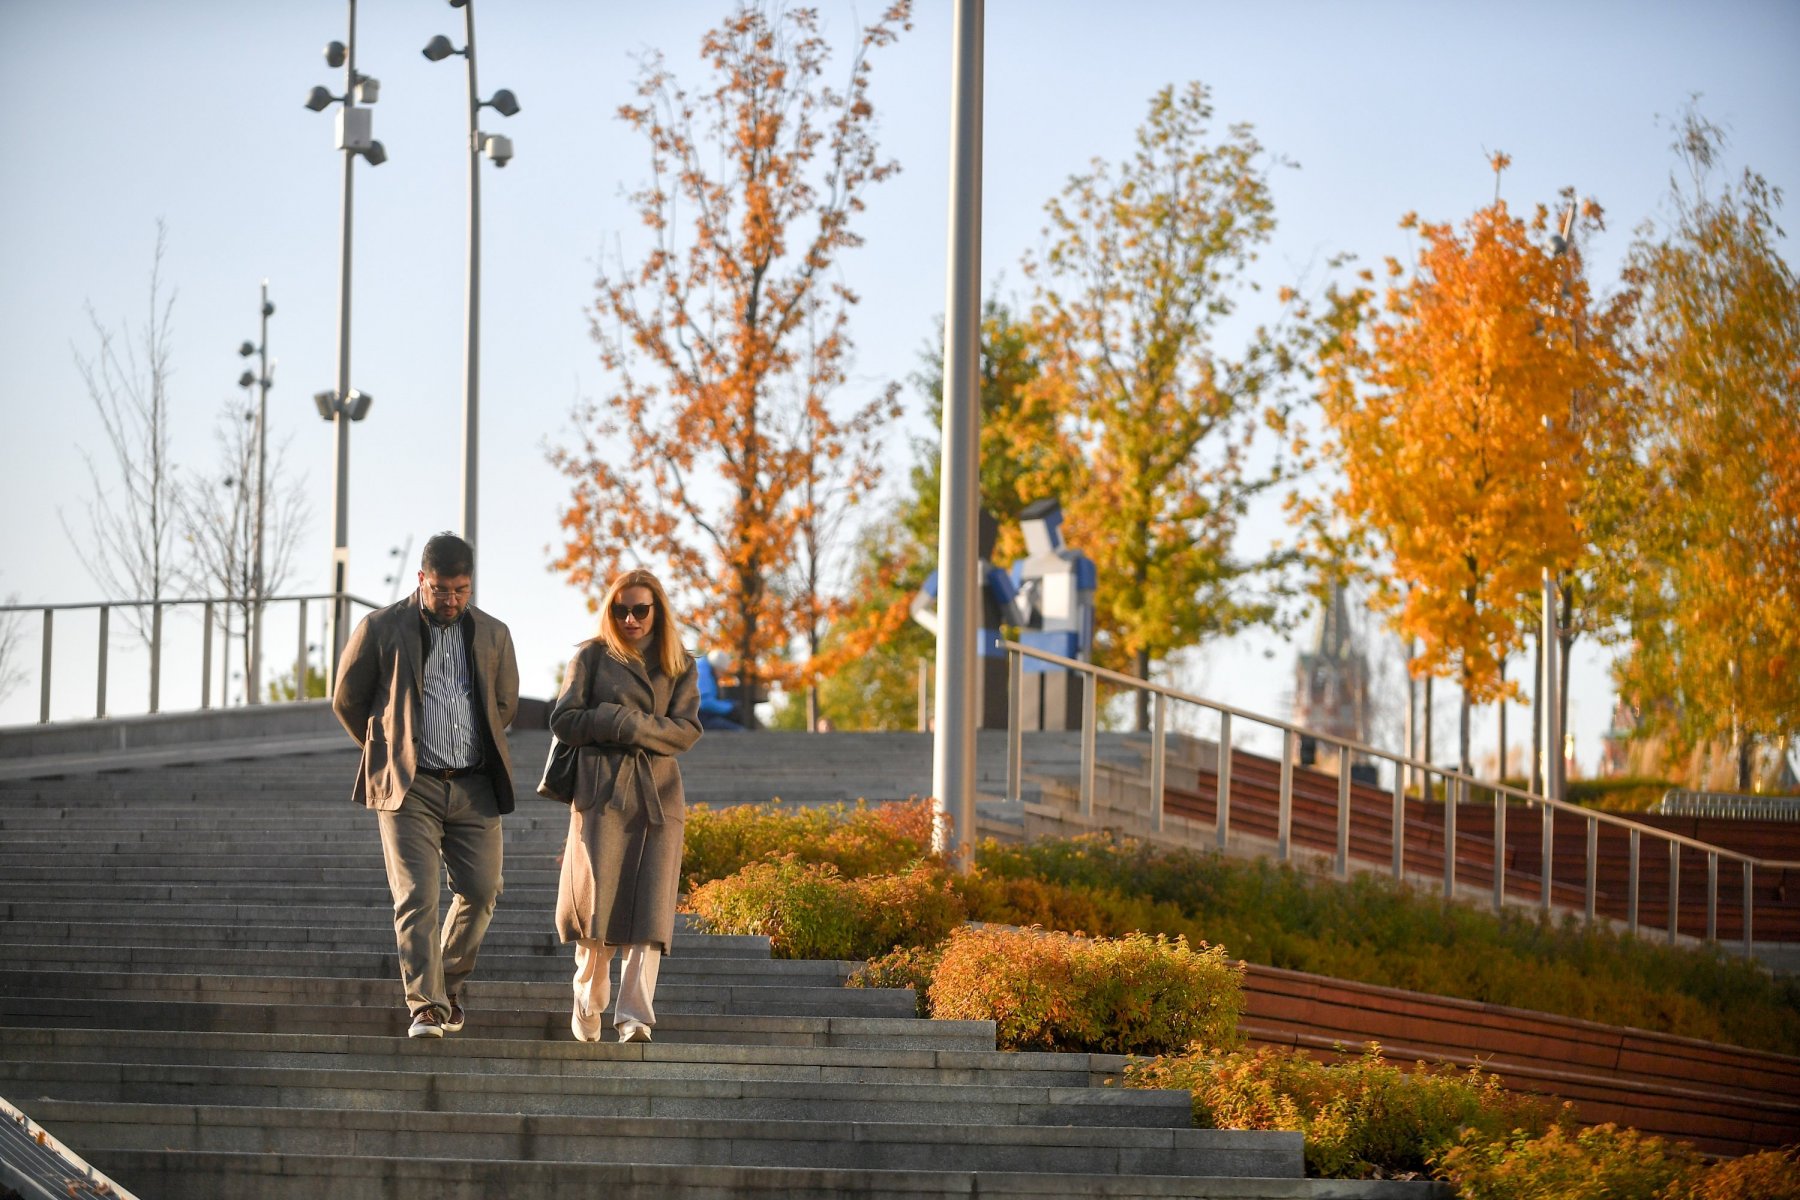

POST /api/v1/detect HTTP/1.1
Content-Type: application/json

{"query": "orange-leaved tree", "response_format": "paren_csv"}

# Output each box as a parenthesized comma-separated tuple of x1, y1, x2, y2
(1026, 81, 1306, 730)
(549, 1, 910, 721)
(1615, 111, 1800, 788)
(1316, 162, 1618, 775)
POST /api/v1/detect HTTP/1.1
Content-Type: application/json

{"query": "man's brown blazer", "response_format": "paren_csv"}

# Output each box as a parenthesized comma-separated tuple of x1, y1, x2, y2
(331, 591, 521, 813)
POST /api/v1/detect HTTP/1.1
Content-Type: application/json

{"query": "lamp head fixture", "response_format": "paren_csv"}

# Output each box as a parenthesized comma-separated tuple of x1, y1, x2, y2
(422, 34, 461, 62)
(360, 140, 388, 167)
(325, 40, 346, 69)
(304, 85, 335, 112)
(485, 88, 520, 118)
(239, 341, 256, 358)
(239, 369, 257, 388)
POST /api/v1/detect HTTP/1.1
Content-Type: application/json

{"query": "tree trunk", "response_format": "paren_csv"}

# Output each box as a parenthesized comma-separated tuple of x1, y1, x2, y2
(1134, 648, 1152, 732)
(1423, 674, 1434, 803)
(1458, 677, 1472, 779)
(1530, 634, 1543, 796)
(1496, 657, 1507, 783)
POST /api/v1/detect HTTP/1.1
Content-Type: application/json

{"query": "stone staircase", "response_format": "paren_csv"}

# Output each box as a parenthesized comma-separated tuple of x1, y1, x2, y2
(0, 737, 1448, 1199)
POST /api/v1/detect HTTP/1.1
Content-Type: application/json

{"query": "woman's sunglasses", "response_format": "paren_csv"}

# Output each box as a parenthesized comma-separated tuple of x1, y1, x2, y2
(610, 603, 654, 622)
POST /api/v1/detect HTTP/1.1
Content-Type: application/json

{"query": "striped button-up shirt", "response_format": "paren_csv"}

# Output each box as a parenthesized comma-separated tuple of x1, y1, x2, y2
(419, 612, 482, 771)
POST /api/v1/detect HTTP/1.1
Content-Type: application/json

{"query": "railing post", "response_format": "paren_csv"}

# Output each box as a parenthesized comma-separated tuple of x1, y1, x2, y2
(1005, 649, 1022, 807)
(1150, 691, 1166, 834)
(1216, 712, 1231, 850)
(1335, 744, 1350, 879)
(1391, 758, 1405, 881)
(1442, 774, 1456, 900)
(95, 605, 109, 719)
(1667, 840, 1680, 945)
(38, 608, 52, 724)
(1742, 862, 1754, 960)
(1540, 799, 1554, 911)
(296, 599, 309, 702)
(149, 601, 163, 714)
(1706, 851, 1718, 944)
(1078, 670, 1096, 819)
(1492, 782, 1507, 913)
(1627, 827, 1640, 935)
(1278, 730, 1294, 862)
(201, 601, 215, 710)
(1585, 816, 1598, 925)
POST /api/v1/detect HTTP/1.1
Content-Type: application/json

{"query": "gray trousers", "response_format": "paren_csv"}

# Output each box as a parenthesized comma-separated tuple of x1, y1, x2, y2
(376, 772, 503, 1019)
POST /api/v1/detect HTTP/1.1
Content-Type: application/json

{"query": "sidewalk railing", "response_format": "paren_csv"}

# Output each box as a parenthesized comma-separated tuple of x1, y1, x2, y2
(1002, 640, 1800, 960)
(3, 593, 380, 723)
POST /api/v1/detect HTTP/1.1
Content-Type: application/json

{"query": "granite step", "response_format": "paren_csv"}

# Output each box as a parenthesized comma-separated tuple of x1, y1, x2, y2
(21, 1099, 1295, 1179)
(71, 1150, 1449, 1199)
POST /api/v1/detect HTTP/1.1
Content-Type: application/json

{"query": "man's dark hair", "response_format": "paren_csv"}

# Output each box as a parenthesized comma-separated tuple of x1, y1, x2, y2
(421, 531, 475, 578)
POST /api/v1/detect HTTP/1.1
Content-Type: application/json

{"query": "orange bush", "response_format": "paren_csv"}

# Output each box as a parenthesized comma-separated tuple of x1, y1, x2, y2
(927, 925, 1241, 1054)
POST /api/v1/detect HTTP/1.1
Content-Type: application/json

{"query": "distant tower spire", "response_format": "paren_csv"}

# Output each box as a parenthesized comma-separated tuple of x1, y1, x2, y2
(1294, 582, 1370, 759)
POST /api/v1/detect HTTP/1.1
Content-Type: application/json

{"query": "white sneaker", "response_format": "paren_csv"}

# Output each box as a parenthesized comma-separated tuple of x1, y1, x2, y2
(571, 1004, 603, 1043)
(617, 1021, 652, 1043)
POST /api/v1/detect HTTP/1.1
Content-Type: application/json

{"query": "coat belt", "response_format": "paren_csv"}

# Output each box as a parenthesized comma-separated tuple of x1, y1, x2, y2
(603, 746, 666, 825)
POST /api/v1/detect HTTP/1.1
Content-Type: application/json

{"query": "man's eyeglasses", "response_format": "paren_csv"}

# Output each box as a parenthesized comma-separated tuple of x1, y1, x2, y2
(611, 603, 654, 622)
(425, 584, 471, 600)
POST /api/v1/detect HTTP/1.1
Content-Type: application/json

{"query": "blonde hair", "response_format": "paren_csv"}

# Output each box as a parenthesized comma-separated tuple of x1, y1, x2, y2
(595, 568, 689, 677)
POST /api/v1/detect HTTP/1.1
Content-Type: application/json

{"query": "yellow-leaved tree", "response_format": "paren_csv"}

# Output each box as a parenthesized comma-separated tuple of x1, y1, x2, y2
(1316, 163, 1619, 775)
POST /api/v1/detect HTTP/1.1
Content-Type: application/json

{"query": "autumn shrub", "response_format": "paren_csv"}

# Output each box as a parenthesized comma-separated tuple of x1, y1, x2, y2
(683, 797, 933, 887)
(683, 856, 963, 960)
(846, 944, 942, 1017)
(927, 925, 1241, 1054)
(1434, 1122, 1702, 1200)
(1128, 1044, 1553, 1179)
(975, 832, 1800, 1056)
(1665, 1146, 1800, 1200)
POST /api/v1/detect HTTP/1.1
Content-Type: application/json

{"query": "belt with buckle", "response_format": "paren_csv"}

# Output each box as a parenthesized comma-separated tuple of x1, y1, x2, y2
(419, 764, 482, 781)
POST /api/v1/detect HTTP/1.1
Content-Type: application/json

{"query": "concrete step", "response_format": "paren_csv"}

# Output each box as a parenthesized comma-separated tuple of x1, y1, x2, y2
(0, 945, 862, 987)
(0, 970, 920, 1019)
(24, 1099, 1297, 1179)
(2, 1055, 1177, 1127)
(74, 1149, 1448, 1199)
(0, 1026, 1136, 1092)
(0, 996, 982, 1050)
(0, 903, 762, 944)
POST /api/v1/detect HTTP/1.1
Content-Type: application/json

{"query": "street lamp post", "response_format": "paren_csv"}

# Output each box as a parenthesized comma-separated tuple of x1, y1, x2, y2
(236, 283, 275, 705)
(425, 2, 518, 592)
(307, 1, 386, 689)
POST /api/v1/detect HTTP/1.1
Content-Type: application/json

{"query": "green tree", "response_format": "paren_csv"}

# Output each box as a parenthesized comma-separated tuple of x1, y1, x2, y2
(1027, 81, 1304, 729)
(1615, 110, 1800, 788)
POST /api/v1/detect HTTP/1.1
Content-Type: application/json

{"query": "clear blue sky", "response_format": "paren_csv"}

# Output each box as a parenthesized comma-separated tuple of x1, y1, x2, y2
(2, 1, 1796, 771)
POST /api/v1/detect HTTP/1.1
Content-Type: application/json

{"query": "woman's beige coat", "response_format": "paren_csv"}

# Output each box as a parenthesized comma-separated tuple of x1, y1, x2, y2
(550, 641, 702, 952)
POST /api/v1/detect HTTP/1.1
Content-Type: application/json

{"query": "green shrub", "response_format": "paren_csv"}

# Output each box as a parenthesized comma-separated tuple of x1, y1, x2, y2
(1127, 1044, 1553, 1179)
(1434, 1123, 1701, 1200)
(682, 797, 934, 888)
(974, 832, 1800, 1056)
(927, 925, 1242, 1054)
(683, 856, 964, 960)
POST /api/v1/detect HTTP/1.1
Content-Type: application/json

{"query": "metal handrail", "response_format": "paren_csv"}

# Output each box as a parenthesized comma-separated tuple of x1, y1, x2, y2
(3, 592, 382, 724)
(1002, 640, 1799, 961)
